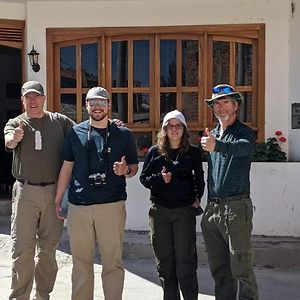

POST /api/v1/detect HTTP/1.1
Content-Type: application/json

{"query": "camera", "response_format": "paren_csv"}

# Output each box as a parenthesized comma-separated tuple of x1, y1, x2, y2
(88, 173, 107, 188)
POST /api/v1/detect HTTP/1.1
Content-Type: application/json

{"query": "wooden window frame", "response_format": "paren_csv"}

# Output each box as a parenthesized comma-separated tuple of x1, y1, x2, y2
(46, 24, 265, 141)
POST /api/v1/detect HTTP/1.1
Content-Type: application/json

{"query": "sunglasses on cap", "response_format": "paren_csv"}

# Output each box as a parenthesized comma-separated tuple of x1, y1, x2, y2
(87, 99, 109, 106)
(213, 85, 235, 95)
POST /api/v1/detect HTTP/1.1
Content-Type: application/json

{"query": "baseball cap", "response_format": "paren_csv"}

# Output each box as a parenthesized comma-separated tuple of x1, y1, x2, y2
(86, 87, 110, 101)
(162, 110, 187, 129)
(205, 84, 243, 106)
(21, 81, 44, 97)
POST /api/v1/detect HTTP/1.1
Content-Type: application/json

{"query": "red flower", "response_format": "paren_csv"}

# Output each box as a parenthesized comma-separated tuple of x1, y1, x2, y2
(142, 147, 149, 154)
(279, 136, 286, 143)
(275, 130, 282, 136)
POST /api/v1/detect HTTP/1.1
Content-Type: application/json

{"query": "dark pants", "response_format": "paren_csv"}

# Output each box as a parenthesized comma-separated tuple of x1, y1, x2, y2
(149, 203, 199, 300)
(201, 197, 258, 300)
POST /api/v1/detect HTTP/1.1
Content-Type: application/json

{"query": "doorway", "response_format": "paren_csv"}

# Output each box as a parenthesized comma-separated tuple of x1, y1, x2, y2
(0, 45, 22, 199)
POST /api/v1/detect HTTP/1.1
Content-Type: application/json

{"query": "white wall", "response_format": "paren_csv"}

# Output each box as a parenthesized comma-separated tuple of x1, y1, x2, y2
(1, 0, 299, 237)
(0, 0, 292, 153)
(289, 0, 300, 161)
(126, 162, 300, 237)
(0, 2, 24, 20)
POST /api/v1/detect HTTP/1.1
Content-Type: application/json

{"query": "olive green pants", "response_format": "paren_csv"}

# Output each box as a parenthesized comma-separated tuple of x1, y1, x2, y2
(10, 181, 63, 300)
(201, 197, 258, 300)
(149, 203, 199, 300)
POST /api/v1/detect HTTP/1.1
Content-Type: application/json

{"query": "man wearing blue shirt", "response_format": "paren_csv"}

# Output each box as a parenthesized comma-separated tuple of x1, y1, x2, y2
(200, 84, 258, 300)
(54, 86, 138, 300)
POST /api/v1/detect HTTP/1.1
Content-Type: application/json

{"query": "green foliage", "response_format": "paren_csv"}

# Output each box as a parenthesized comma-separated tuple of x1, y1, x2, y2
(252, 137, 287, 162)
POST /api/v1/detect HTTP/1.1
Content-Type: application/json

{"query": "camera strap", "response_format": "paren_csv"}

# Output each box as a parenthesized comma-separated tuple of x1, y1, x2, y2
(87, 120, 111, 177)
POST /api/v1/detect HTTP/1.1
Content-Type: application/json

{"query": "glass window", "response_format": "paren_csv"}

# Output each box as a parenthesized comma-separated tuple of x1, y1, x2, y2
(183, 92, 198, 122)
(61, 94, 76, 121)
(235, 43, 253, 86)
(213, 41, 230, 86)
(133, 132, 152, 158)
(81, 94, 89, 121)
(238, 92, 252, 122)
(112, 93, 128, 122)
(81, 43, 98, 88)
(189, 131, 202, 146)
(182, 40, 199, 86)
(160, 40, 176, 87)
(133, 40, 149, 87)
(51, 25, 264, 155)
(60, 46, 76, 88)
(112, 41, 128, 87)
(160, 92, 176, 121)
(133, 93, 150, 124)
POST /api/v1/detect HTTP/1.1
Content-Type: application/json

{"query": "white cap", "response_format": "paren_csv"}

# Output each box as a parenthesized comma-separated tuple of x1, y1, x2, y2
(162, 110, 187, 129)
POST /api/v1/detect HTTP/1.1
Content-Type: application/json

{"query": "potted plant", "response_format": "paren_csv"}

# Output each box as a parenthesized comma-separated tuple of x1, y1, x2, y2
(252, 131, 287, 162)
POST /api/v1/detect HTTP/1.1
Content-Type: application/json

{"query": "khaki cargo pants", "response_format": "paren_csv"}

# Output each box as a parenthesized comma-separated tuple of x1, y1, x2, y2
(10, 181, 63, 300)
(67, 200, 126, 300)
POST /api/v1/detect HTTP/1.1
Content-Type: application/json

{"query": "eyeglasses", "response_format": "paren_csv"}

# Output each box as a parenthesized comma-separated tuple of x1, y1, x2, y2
(88, 99, 109, 107)
(213, 85, 235, 95)
(166, 123, 184, 130)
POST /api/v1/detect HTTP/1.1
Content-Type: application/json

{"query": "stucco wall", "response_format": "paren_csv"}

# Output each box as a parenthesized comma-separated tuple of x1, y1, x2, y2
(289, 0, 300, 161)
(26, 0, 290, 153)
(0, 0, 292, 150)
(0, 2, 24, 20)
(0, 0, 299, 237)
(126, 162, 300, 237)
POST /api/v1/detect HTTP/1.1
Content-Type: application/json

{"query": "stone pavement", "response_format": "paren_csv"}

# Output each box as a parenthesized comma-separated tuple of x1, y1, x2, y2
(1, 215, 300, 299)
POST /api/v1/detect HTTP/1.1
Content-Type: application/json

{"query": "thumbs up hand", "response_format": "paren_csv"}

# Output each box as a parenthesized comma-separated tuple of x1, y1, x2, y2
(113, 155, 128, 176)
(13, 121, 25, 143)
(161, 166, 172, 184)
(200, 127, 216, 152)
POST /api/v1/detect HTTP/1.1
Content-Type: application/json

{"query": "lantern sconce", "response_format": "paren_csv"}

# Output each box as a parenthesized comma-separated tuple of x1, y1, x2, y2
(28, 45, 40, 73)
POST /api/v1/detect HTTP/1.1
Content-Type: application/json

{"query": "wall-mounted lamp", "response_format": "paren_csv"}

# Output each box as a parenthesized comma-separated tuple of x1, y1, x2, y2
(28, 46, 40, 72)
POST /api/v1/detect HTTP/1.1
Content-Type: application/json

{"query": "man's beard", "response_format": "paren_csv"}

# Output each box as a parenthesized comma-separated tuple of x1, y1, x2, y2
(90, 110, 108, 121)
(216, 113, 230, 122)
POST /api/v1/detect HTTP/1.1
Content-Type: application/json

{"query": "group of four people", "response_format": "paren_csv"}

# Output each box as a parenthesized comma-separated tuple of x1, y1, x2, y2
(4, 80, 258, 299)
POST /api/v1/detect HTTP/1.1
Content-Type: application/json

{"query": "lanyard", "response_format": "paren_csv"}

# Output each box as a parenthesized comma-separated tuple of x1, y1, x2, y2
(87, 121, 111, 176)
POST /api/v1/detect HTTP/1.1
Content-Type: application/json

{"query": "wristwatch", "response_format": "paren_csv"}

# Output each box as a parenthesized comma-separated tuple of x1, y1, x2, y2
(125, 166, 132, 176)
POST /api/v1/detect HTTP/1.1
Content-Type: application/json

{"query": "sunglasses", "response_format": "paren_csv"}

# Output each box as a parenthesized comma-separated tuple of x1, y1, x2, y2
(166, 123, 184, 130)
(87, 99, 109, 106)
(213, 86, 235, 95)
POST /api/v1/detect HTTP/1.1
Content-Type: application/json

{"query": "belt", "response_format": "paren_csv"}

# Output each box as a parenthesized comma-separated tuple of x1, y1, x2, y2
(208, 193, 249, 204)
(17, 179, 56, 187)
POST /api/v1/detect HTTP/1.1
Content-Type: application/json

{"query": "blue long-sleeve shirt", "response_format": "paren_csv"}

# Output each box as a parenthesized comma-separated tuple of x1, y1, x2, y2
(207, 119, 256, 198)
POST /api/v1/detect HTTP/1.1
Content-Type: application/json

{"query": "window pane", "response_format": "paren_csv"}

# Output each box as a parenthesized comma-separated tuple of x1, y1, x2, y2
(60, 46, 76, 88)
(235, 43, 253, 85)
(82, 94, 89, 121)
(183, 92, 198, 122)
(182, 40, 199, 86)
(81, 43, 98, 88)
(112, 93, 128, 122)
(160, 40, 176, 87)
(61, 94, 76, 121)
(160, 92, 176, 121)
(213, 41, 230, 85)
(112, 41, 128, 87)
(133, 132, 152, 158)
(133, 93, 150, 124)
(238, 92, 252, 122)
(189, 131, 202, 146)
(133, 40, 149, 87)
